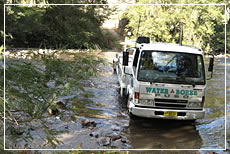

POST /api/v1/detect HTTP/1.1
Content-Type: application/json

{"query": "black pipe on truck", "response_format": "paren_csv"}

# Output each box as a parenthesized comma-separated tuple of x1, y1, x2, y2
(179, 24, 183, 46)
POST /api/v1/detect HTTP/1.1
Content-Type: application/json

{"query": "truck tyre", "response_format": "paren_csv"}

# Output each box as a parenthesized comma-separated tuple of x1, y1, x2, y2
(127, 94, 137, 119)
(113, 60, 116, 73)
(129, 112, 138, 119)
(113, 68, 116, 74)
(120, 88, 128, 104)
(187, 119, 196, 123)
(120, 88, 127, 97)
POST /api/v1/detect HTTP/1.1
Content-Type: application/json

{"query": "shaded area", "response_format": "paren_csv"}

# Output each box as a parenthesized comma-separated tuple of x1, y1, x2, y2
(127, 118, 202, 149)
(2, 2, 116, 49)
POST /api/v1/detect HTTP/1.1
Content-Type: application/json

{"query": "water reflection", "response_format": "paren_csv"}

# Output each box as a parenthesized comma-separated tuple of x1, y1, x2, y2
(127, 118, 202, 149)
(122, 57, 227, 149)
(197, 117, 225, 149)
(196, 57, 226, 149)
(72, 56, 227, 149)
(203, 57, 225, 118)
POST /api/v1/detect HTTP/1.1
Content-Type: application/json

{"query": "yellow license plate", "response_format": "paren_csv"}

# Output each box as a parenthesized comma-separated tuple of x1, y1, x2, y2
(164, 111, 177, 117)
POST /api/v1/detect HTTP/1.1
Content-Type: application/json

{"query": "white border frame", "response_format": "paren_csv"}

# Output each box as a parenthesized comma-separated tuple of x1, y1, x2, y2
(3, 3, 227, 151)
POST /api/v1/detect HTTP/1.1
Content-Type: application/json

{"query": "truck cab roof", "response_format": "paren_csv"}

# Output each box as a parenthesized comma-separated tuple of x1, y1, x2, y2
(136, 42, 203, 55)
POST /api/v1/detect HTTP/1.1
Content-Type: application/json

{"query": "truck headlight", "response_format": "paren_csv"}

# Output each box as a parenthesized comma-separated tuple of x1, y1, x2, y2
(187, 102, 202, 108)
(138, 99, 153, 106)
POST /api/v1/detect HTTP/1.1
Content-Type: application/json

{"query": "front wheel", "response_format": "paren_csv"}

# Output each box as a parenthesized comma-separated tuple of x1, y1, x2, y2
(127, 94, 137, 119)
(187, 119, 196, 124)
(129, 112, 138, 119)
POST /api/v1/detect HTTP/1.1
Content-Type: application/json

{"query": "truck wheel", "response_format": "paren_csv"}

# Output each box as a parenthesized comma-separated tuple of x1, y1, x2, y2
(127, 95, 137, 119)
(129, 112, 138, 119)
(120, 88, 126, 97)
(120, 88, 128, 104)
(187, 119, 196, 123)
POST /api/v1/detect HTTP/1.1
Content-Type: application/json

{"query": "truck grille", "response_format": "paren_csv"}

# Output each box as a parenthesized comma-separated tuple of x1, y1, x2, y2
(154, 98, 188, 109)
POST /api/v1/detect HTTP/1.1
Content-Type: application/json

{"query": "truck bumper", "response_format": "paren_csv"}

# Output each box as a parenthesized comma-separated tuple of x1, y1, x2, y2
(130, 106, 205, 120)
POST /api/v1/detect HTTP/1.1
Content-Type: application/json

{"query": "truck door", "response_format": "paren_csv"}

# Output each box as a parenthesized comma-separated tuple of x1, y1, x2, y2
(132, 48, 139, 76)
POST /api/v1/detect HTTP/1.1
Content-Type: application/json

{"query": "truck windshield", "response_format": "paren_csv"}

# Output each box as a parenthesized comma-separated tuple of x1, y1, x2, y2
(137, 50, 205, 85)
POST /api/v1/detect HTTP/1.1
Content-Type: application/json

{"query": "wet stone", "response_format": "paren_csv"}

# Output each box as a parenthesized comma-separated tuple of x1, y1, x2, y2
(29, 127, 35, 131)
(105, 132, 118, 137)
(88, 126, 96, 130)
(64, 125, 68, 129)
(123, 143, 132, 149)
(81, 119, 90, 127)
(55, 100, 66, 108)
(105, 132, 121, 141)
(121, 136, 128, 143)
(110, 134, 121, 141)
(89, 131, 100, 138)
(111, 126, 121, 131)
(11, 125, 29, 135)
(97, 137, 111, 146)
(110, 139, 122, 148)
(81, 119, 97, 128)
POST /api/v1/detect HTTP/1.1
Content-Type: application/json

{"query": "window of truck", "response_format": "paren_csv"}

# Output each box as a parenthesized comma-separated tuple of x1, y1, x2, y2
(137, 50, 205, 85)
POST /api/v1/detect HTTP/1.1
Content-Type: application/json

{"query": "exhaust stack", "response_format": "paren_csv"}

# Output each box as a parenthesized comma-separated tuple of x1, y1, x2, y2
(179, 24, 183, 46)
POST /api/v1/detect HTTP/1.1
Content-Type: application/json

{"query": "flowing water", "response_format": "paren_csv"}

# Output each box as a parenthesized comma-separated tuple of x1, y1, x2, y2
(72, 53, 228, 149)
(196, 56, 227, 150)
(6, 52, 229, 150)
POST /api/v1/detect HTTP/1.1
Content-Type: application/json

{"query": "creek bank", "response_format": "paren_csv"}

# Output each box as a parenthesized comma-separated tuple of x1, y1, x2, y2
(4, 50, 131, 149)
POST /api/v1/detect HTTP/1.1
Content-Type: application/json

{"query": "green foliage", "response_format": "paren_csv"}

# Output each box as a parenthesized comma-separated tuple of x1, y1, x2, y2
(121, 0, 229, 53)
(2, 0, 116, 49)
(6, 6, 47, 48)
(0, 50, 104, 148)
(43, 125, 64, 148)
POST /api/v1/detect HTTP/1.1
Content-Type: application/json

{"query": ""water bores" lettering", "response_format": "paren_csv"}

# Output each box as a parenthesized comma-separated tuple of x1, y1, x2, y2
(146, 87, 197, 96)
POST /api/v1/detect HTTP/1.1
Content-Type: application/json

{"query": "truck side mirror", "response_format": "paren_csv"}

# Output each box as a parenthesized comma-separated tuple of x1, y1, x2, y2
(123, 51, 129, 66)
(208, 54, 214, 78)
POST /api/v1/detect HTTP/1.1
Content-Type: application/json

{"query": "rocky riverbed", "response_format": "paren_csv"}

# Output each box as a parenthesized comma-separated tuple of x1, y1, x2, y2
(2, 50, 230, 152)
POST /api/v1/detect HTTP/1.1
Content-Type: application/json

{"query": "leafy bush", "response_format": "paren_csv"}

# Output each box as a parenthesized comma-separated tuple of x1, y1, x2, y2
(0, 50, 104, 148)
(3, 2, 116, 49)
(120, 0, 229, 53)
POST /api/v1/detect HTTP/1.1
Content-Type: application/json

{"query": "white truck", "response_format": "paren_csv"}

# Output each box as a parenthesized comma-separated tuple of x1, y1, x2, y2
(113, 37, 214, 120)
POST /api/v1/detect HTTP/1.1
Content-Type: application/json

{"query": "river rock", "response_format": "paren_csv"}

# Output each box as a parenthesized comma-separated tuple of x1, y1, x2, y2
(64, 125, 68, 129)
(110, 134, 121, 141)
(105, 132, 118, 137)
(81, 119, 90, 127)
(81, 119, 97, 128)
(104, 132, 121, 141)
(111, 126, 121, 131)
(97, 137, 111, 146)
(110, 139, 122, 148)
(90, 131, 100, 138)
(11, 125, 29, 135)
(121, 136, 128, 143)
(55, 100, 66, 108)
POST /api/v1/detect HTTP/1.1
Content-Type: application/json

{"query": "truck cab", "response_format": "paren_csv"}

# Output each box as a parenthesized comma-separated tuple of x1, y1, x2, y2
(114, 41, 214, 120)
